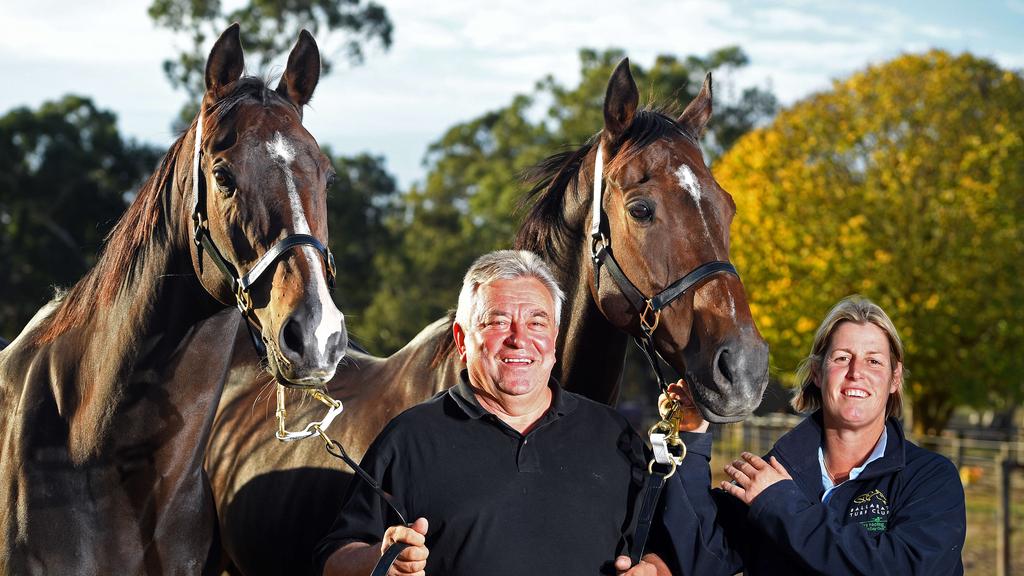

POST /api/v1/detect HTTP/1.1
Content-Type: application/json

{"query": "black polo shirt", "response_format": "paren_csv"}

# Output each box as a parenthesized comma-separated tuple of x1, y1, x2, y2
(314, 374, 648, 575)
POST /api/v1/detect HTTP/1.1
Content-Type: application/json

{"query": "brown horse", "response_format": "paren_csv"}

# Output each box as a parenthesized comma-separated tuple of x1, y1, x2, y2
(0, 25, 345, 574)
(205, 59, 769, 576)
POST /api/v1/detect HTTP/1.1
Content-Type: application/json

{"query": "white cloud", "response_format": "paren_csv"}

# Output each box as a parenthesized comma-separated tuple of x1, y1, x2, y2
(1, 0, 1020, 187)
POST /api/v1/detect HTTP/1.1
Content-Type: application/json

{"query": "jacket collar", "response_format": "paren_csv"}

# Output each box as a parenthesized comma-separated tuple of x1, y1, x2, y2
(773, 411, 907, 493)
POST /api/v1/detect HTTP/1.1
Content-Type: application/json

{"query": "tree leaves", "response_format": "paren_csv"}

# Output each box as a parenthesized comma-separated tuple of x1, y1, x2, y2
(0, 96, 161, 337)
(721, 51, 1024, 433)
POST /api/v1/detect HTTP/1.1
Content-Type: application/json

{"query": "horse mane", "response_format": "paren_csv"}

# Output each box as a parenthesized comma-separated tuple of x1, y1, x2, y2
(514, 107, 689, 266)
(34, 77, 282, 345)
(429, 309, 458, 370)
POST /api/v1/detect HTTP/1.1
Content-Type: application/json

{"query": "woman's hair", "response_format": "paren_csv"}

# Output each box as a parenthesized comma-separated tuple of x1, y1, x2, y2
(792, 295, 906, 418)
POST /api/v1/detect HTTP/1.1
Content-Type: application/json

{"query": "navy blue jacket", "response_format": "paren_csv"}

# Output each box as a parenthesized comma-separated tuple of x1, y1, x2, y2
(659, 412, 965, 575)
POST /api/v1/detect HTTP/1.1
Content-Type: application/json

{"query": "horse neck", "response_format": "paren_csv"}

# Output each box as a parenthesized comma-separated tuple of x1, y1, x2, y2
(46, 156, 222, 462)
(548, 190, 628, 406)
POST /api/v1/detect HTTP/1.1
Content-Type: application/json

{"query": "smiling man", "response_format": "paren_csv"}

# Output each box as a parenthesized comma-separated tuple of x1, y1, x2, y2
(316, 250, 668, 576)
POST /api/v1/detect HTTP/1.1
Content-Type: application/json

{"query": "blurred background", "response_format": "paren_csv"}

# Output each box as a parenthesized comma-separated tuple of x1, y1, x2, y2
(1, 0, 1021, 572)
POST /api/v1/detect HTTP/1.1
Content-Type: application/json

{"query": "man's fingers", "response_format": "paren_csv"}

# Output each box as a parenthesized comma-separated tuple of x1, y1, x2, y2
(398, 545, 429, 562)
(614, 555, 633, 573)
(410, 517, 429, 535)
(392, 555, 428, 575)
(383, 523, 427, 550)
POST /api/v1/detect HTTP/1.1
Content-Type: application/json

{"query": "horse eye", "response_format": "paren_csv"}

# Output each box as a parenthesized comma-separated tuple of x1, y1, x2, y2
(326, 172, 337, 191)
(213, 166, 236, 196)
(627, 201, 654, 222)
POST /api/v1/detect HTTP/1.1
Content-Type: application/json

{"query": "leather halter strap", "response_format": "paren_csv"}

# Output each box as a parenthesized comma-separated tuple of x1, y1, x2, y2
(588, 142, 739, 391)
(190, 111, 336, 356)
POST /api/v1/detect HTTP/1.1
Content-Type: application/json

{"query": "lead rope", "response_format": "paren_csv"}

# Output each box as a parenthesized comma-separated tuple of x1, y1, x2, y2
(274, 386, 409, 575)
(626, 396, 687, 565)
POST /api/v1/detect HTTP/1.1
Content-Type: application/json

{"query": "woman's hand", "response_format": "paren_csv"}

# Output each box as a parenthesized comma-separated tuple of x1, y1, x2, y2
(721, 453, 792, 505)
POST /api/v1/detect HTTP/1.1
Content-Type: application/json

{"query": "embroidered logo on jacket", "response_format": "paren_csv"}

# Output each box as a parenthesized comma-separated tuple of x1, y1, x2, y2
(848, 489, 890, 533)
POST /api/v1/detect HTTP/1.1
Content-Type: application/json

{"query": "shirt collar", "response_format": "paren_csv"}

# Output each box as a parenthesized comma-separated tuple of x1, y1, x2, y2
(819, 426, 888, 502)
(449, 370, 576, 420)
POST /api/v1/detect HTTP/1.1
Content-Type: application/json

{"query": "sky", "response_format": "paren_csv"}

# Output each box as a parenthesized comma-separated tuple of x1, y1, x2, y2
(2, 0, 1022, 189)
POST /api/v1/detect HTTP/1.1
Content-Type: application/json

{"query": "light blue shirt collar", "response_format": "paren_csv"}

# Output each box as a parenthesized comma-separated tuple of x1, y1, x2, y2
(819, 427, 887, 504)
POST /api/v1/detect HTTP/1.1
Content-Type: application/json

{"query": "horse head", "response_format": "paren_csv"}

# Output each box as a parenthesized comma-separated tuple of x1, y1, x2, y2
(588, 59, 768, 422)
(188, 25, 346, 387)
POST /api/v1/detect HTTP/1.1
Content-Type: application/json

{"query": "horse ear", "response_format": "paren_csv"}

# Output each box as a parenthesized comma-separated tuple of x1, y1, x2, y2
(276, 30, 321, 110)
(678, 72, 713, 138)
(603, 58, 639, 142)
(205, 23, 245, 97)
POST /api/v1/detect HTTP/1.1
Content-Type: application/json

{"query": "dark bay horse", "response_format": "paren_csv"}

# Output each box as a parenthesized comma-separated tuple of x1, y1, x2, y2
(205, 59, 769, 576)
(0, 25, 345, 574)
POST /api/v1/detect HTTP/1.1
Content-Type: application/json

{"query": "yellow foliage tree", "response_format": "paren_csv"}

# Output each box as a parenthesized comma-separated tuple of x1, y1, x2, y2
(720, 51, 1024, 434)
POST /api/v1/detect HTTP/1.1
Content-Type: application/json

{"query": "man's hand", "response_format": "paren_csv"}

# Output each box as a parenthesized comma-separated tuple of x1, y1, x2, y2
(614, 553, 672, 575)
(720, 453, 792, 505)
(381, 517, 429, 576)
(660, 379, 709, 433)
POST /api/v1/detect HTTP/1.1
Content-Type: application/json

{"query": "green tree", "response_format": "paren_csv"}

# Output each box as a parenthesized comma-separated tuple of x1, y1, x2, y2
(360, 47, 776, 354)
(148, 0, 393, 123)
(719, 51, 1024, 434)
(0, 96, 161, 337)
(322, 151, 401, 344)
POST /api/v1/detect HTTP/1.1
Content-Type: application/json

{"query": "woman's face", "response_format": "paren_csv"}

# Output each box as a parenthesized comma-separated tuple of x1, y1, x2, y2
(817, 321, 901, 432)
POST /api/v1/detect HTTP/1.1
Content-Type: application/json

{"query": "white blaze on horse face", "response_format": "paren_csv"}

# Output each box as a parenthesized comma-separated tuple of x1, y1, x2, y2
(266, 132, 308, 234)
(675, 162, 735, 319)
(674, 163, 709, 238)
(266, 131, 344, 358)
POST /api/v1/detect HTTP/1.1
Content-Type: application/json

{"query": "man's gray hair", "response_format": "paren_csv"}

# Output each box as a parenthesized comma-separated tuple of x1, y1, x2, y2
(455, 250, 565, 329)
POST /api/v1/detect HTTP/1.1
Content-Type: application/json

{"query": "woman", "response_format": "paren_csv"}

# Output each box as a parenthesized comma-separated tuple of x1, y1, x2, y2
(659, 295, 966, 575)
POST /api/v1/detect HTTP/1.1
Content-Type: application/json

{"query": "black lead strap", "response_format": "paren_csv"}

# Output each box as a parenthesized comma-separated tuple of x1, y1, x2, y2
(321, 440, 411, 576)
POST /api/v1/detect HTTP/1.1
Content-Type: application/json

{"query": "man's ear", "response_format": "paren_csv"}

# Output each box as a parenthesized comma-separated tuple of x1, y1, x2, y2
(453, 322, 468, 362)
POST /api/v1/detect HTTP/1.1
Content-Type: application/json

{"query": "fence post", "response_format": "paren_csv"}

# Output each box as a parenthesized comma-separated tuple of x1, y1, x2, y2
(952, 432, 964, 469)
(997, 444, 1011, 576)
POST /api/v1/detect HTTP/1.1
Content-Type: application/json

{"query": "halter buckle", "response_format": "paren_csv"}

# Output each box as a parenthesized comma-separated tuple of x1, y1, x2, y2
(639, 300, 661, 337)
(235, 283, 252, 315)
(326, 249, 337, 291)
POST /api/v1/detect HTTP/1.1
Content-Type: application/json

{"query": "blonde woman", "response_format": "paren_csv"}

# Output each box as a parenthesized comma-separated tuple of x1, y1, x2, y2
(658, 295, 965, 575)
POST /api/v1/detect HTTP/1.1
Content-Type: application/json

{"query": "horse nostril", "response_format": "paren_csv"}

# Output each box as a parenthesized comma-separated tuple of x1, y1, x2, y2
(282, 317, 305, 358)
(717, 348, 734, 384)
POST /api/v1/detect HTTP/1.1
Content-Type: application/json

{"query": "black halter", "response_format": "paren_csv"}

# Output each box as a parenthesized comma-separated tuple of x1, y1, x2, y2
(190, 112, 337, 357)
(588, 142, 739, 393)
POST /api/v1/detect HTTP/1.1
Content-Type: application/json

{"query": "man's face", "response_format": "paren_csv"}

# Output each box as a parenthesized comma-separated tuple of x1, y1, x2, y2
(818, 321, 901, 432)
(456, 277, 558, 401)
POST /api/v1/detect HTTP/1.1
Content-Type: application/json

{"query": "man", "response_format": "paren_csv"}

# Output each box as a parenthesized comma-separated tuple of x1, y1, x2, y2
(315, 250, 669, 576)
